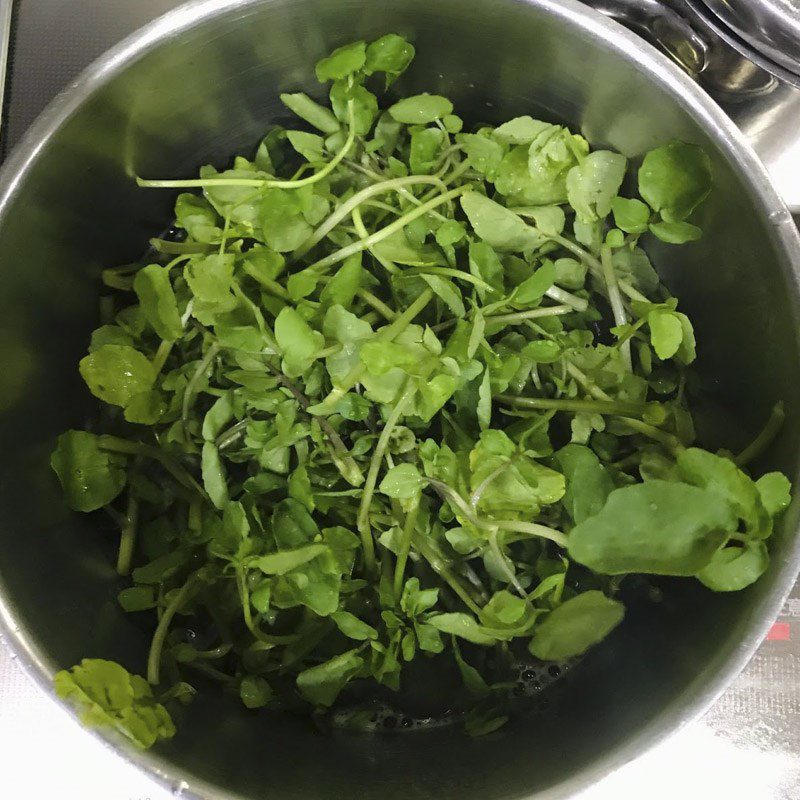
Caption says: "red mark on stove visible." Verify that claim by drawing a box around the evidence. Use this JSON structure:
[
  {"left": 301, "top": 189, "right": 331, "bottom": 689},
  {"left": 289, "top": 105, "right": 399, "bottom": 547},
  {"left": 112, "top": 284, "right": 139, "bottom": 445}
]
[{"left": 766, "top": 622, "right": 791, "bottom": 641}]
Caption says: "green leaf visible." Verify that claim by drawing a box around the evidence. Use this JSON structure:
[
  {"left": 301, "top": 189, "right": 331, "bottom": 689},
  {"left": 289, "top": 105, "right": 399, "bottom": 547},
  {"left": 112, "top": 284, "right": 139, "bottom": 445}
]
[
  {"left": 528, "top": 591, "right": 624, "bottom": 660},
  {"left": 756, "top": 472, "right": 792, "bottom": 517},
  {"left": 296, "top": 649, "right": 364, "bottom": 706},
  {"left": 174, "top": 193, "right": 221, "bottom": 242},
  {"left": 79, "top": 345, "right": 155, "bottom": 408},
  {"left": 555, "top": 444, "right": 613, "bottom": 524},
  {"left": 493, "top": 116, "right": 551, "bottom": 145},
  {"left": 379, "top": 463, "right": 426, "bottom": 499},
  {"left": 649, "top": 220, "right": 702, "bottom": 244},
  {"left": 360, "top": 340, "right": 418, "bottom": 375},
  {"left": 254, "top": 544, "right": 328, "bottom": 575},
  {"left": 332, "top": 610, "right": 378, "bottom": 640},
  {"left": 513, "top": 260, "right": 556, "bottom": 304},
  {"left": 410, "top": 127, "right": 445, "bottom": 174},
  {"left": 123, "top": 390, "right": 166, "bottom": 425},
  {"left": 435, "top": 220, "right": 466, "bottom": 249},
  {"left": 697, "top": 540, "right": 769, "bottom": 591},
  {"left": 117, "top": 586, "right": 157, "bottom": 612},
  {"left": 133, "top": 265, "right": 183, "bottom": 341},
  {"left": 426, "top": 613, "right": 498, "bottom": 645},
  {"left": 184, "top": 253, "right": 236, "bottom": 308},
  {"left": 51, "top": 431, "right": 126, "bottom": 512},
  {"left": 275, "top": 307, "right": 324, "bottom": 376},
  {"left": 452, "top": 640, "right": 490, "bottom": 696},
  {"left": 261, "top": 189, "right": 314, "bottom": 253},
  {"left": 315, "top": 41, "right": 366, "bottom": 82},
  {"left": 477, "top": 368, "right": 492, "bottom": 430},
  {"left": 280, "top": 92, "right": 340, "bottom": 134},
  {"left": 54, "top": 659, "right": 175, "bottom": 749},
  {"left": 638, "top": 141, "right": 712, "bottom": 222},
  {"left": 240, "top": 675, "right": 274, "bottom": 709},
  {"left": 676, "top": 448, "right": 770, "bottom": 539},
  {"left": 330, "top": 81, "right": 378, "bottom": 135},
  {"left": 468, "top": 241, "right": 504, "bottom": 297},
  {"left": 364, "top": 34, "right": 415, "bottom": 86},
  {"left": 333, "top": 392, "right": 372, "bottom": 421},
  {"left": 566, "top": 151, "right": 627, "bottom": 223},
  {"left": 286, "top": 130, "right": 325, "bottom": 163},
  {"left": 288, "top": 464, "right": 315, "bottom": 512},
  {"left": 420, "top": 274, "right": 465, "bottom": 318},
  {"left": 648, "top": 308, "right": 684, "bottom": 360},
  {"left": 201, "top": 441, "right": 229, "bottom": 509},
  {"left": 522, "top": 339, "right": 560, "bottom": 363},
  {"left": 320, "top": 254, "right": 363, "bottom": 309},
  {"left": 389, "top": 93, "right": 453, "bottom": 124},
  {"left": 611, "top": 197, "right": 651, "bottom": 234},
  {"left": 202, "top": 392, "right": 235, "bottom": 441},
  {"left": 568, "top": 481, "right": 735, "bottom": 576},
  {"left": 461, "top": 193, "right": 542, "bottom": 252},
  {"left": 457, "top": 133, "right": 505, "bottom": 179},
  {"left": 470, "top": 430, "right": 565, "bottom": 516}
]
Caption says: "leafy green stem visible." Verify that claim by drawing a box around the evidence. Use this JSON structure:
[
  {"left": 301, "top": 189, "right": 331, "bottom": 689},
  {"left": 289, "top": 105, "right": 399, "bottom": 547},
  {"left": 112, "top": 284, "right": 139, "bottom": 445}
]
[
  {"left": 393, "top": 498, "right": 420, "bottom": 602},
  {"left": 116, "top": 491, "right": 139, "bottom": 576},
  {"left": 308, "top": 187, "right": 469, "bottom": 273},
  {"left": 293, "top": 175, "right": 444, "bottom": 260},
  {"left": 182, "top": 342, "right": 221, "bottom": 427},
  {"left": 357, "top": 384, "right": 415, "bottom": 575},
  {"left": 148, "top": 572, "right": 203, "bottom": 685},
  {"left": 496, "top": 394, "right": 646, "bottom": 416},
  {"left": 734, "top": 402, "right": 785, "bottom": 466},
  {"left": 98, "top": 436, "right": 209, "bottom": 500},
  {"left": 601, "top": 245, "right": 631, "bottom": 370}
]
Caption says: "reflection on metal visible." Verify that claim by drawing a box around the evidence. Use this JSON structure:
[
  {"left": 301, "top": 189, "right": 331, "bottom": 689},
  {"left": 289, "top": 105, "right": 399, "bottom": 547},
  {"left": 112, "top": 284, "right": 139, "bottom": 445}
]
[
  {"left": 591, "top": 0, "right": 800, "bottom": 213},
  {"left": 701, "top": 0, "right": 800, "bottom": 79},
  {"left": 0, "top": 1, "right": 13, "bottom": 146}
]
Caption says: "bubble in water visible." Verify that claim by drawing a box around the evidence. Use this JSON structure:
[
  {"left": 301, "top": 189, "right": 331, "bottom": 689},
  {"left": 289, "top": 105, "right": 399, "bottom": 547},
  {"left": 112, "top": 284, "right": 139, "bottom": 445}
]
[
  {"left": 331, "top": 658, "right": 575, "bottom": 733},
  {"left": 332, "top": 703, "right": 457, "bottom": 733}
]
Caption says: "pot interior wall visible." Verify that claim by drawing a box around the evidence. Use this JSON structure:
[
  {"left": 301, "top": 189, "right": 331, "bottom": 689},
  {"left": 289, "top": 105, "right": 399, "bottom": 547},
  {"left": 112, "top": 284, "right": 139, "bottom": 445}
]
[{"left": 0, "top": 1, "right": 798, "bottom": 798}]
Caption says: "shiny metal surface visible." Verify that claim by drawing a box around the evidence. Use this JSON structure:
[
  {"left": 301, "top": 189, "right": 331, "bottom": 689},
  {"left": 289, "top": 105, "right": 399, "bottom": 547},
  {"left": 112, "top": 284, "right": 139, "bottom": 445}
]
[
  {"left": 0, "top": 1, "right": 799, "bottom": 799},
  {"left": 700, "top": 0, "right": 800, "bottom": 78},
  {"left": 685, "top": 0, "right": 800, "bottom": 89},
  {"left": 597, "top": 0, "right": 800, "bottom": 213}
]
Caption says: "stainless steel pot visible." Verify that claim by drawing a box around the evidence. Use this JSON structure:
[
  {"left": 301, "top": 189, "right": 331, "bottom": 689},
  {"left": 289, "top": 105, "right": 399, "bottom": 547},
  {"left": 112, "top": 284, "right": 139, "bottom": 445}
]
[{"left": 1, "top": 1, "right": 799, "bottom": 798}]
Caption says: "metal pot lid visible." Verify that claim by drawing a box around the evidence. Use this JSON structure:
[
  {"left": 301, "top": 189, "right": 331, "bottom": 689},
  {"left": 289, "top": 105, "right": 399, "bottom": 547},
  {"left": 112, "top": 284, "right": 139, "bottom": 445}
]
[{"left": 699, "top": 0, "right": 800, "bottom": 77}]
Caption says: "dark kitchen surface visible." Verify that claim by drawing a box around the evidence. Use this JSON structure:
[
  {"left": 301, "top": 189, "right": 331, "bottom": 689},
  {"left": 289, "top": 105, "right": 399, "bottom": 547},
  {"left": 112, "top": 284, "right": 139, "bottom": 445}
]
[{"left": 0, "top": 1, "right": 798, "bottom": 798}]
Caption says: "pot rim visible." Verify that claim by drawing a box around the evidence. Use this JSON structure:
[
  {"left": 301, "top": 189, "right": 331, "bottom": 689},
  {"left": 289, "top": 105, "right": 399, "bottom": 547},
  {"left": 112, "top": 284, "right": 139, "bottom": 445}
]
[{"left": 0, "top": 1, "right": 799, "bottom": 798}]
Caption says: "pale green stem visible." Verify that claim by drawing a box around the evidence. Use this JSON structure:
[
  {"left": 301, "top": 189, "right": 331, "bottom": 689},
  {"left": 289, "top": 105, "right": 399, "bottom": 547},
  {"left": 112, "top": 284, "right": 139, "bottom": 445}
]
[
  {"left": 544, "top": 285, "right": 588, "bottom": 312},
  {"left": 615, "top": 416, "right": 683, "bottom": 450},
  {"left": 235, "top": 566, "right": 301, "bottom": 646},
  {"left": 242, "top": 261, "right": 289, "bottom": 299},
  {"left": 492, "top": 520, "right": 568, "bottom": 549},
  {"left": 601, "top": 244, "right": 632, "bottom": 370},
  {"left": 291, "top": 175, "right": 443, "bottom": 259},
  {"left": 495, "top": 393, "right": 646, "bottom": 416},
  {"left": 393, "top": 498, "right": 420, "bottom": 602},
  {"left": 735, "top": 402, "right": 786, "bottom": 466},
  {"left": 99, "top": 436, "right": 208, "bottom": 500},
  {"left": 139, "top": 101, "right": 356, "bottom": 192},
  {"left": 308, "top": 187, "right": 468, "bottom": 273},
  {"left": 357, "top": 288, "right": 396, "bottom": 321},
  {"left": 148, "top": 573, "right": 202, "bottom": 684},
  {"left": 116, "top": 492, "right": 138, "bottom": 576},
  {"left": 182, "top": 342, "right": 221, "bottom": 426},
  {"left": 151, "top": 340, "right": 174, "bottom": 376},
  {"left": 406, "top": 265, "right": 496, "bottom": 293},
  {"left": 352, "top": 205, "right": 398, "bottom": 274},
  {"left": 357, "top": 384, "right": 415, "bottom": 575}
]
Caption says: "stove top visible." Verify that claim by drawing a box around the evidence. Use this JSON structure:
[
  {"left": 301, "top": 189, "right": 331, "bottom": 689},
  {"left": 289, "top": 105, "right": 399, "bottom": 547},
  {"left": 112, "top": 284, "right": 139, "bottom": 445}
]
[{"left": 0, "top": 2, "right": 798, "bottom": 798}]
